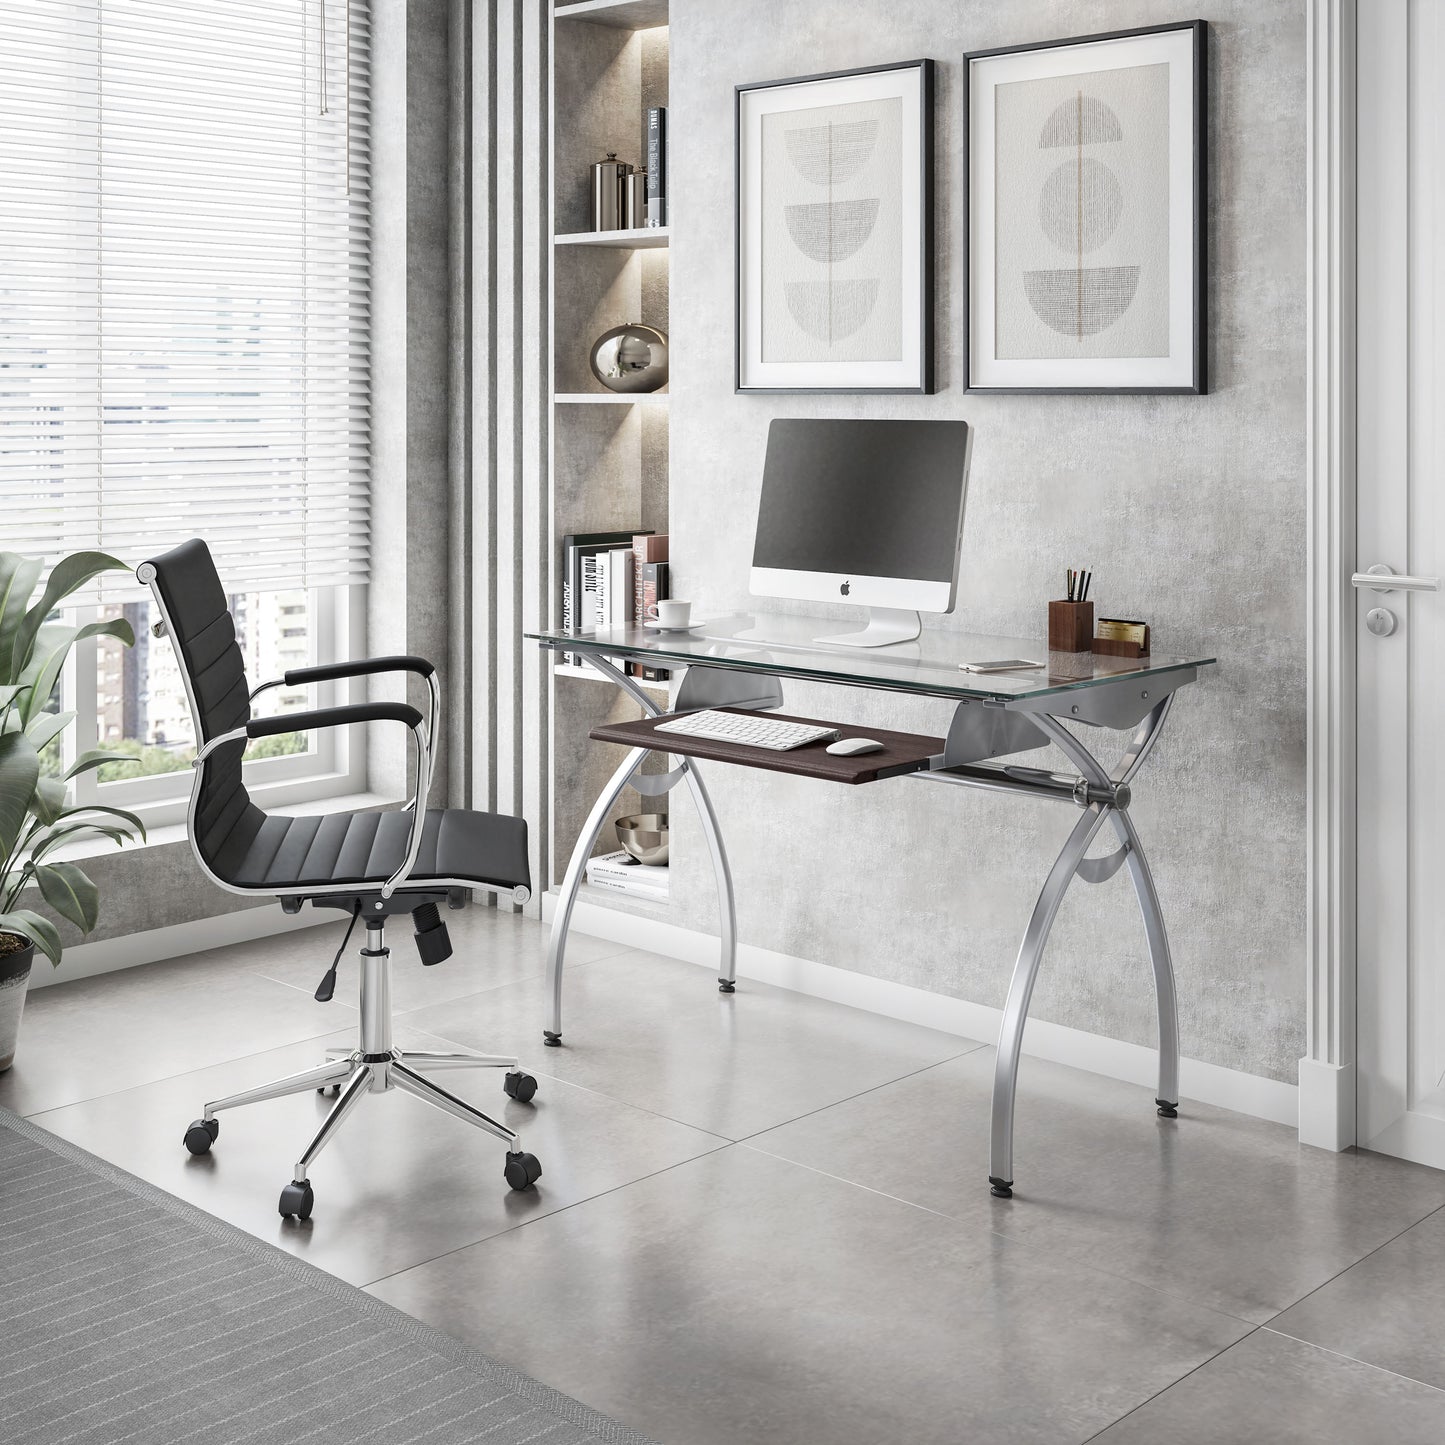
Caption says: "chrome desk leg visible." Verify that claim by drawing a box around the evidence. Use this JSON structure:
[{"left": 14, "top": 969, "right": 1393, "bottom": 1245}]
[
  {"left": 989, "top": 803, "right": 1111, "bottom": 1198},
  {"left": 1111, "top": 808, "right": 1180, "bottom": 1115},
  {"left": 545, "top": 744, "right": 649, "bottom": 1046},
  {"left": 681, "top": 759, "right": 737, "bottom": 991}
]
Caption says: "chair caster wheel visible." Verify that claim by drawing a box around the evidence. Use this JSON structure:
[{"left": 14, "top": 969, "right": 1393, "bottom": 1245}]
[
  {"left": 988, "top": 1176, "right": 1013, "bottom": 1199},
  {"left": 1157, "top": 1101, "right": 1179, "bottom": 1118},
  {"left": 718, "top": 979, "right": 736, "bottom": 994},
  {"left": 317, "top": 1084, "right": 340, "bottom": 1097},
  {"left": 183, "top": 1118, "right": 219, "bottom": 1155},
  {"left": 504, "top": 1151, "right": 542, "bottom": 1191},
  {"left": 278, "top": 1180, "right": 314, "bottom": 1219},
  {"left": 503, "top": 1071, "right": 538, "bottom": 1103}
]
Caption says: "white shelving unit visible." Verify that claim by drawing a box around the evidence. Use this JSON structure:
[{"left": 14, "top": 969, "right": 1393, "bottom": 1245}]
[
  {"left": 548, "top": 0, "right": 672, "bottom": 897},
  {"left": 555, "top": 226, "right": 670, "bottom": 249}
]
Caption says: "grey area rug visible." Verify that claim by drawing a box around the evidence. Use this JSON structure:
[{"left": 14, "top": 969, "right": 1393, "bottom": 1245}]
[{"left": 0, "top": 1109, "right": 660, "bottom": 1445}]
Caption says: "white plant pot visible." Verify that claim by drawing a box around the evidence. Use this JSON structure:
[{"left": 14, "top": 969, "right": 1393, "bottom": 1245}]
[{"left": 0, "top": 937, "right": 35, "bottom": 1073}]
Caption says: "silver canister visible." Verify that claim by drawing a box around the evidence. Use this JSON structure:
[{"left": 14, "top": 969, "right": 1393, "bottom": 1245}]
[
  {"left": 620, "top": 170, "right": 646, "bottom": 231},
  {"left": 590, "top": 152, "right": 633, "bottom": 232}
]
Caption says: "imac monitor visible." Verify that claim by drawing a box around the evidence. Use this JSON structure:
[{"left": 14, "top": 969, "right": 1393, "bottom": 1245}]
[{"left": 749, "top": 418, "right": 972, "bottom": 647}]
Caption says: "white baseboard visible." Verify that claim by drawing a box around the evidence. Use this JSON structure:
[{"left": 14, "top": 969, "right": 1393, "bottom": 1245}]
[
  {"left": 31, "top": 906, "right": 332, "bottom": 989},
  {"left": 1298, "top": 1057, "right": 1357, "bottom": 1151},
  {"left": 547, "top": 894, "right": 1301, "bottom": 1129}
]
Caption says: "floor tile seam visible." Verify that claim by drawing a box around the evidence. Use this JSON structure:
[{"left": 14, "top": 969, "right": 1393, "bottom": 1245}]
[
  {"left": 1258, "top": 1199, "right": 1445, "bottom": 1328},
  {"left": 1256, "top": 1326, "right": 1445, "bottom": 1398},
  {"left": 730, "top": 1140, "right": 1260, "bottom": 1329},
  {"left": 1076, "top": 1326, "right": 1263, "bottom": 1443},
  {"left": 727, "top": 1045, "right": 989, "bottom": 1148},
  {"left": 16, "top": 1024, "right": 346, "bottom": 1122},
  {"left": 354, "top": 1136, "right": 740, "bottom": 1293}
]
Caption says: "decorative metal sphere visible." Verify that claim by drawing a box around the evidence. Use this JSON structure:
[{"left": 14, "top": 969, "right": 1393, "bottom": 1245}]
[{"left": 589, "top": 323, "right": 669, "bottom": 394}]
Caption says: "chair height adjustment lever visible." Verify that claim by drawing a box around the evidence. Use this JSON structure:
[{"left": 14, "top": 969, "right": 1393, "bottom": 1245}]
[{"left": 315, "top": 902, "right": 362, "bottom": 1002}]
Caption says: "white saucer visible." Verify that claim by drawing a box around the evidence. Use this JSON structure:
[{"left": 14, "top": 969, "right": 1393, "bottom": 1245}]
[{"left": 642, "top": 619, "right": 705, "bottom": 634}]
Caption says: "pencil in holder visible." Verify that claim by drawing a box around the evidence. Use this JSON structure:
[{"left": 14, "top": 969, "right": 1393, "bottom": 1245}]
[{"left": 1048, "top": 600, "right": 1094, "bottom": 653}]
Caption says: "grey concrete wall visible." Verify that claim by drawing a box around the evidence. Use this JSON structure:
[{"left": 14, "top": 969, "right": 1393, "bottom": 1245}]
[{"left": 664, "top": 1, "right": 1307, "bottom": 1082}]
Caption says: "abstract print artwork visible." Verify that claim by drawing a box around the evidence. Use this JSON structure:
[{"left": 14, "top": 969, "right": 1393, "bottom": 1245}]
[
  {"left": 737, "top": 61, "right": 934, "bottom": 392},
  {"left": 965, "top": 23, "right": 1205, "bottom": 393},
  {"left": 760, "top": 97, "right": 902, "bottom": 364},
  {"left": 995, "top": 64, "right": 1169, "bottom": 359}
]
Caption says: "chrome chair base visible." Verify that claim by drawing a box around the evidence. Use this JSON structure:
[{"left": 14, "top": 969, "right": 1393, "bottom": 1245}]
[{"left": 180, "top": 918, "right": 542, "bottom": 1218}]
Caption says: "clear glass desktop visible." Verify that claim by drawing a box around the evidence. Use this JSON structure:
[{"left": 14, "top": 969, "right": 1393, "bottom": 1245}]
[{"left": 527, "top": 612, "right": 1215, "bottom": 703}]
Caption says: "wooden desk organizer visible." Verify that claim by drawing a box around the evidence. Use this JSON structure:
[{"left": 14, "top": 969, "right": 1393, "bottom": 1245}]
[
  {"left": 1048, "top": 600, "right": 1094, "bottom": 653},
  {"left": 1092, "top": 623, "right": 1151, "bottom": 659}
]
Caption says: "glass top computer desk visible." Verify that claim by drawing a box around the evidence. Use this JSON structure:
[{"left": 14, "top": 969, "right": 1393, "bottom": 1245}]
[{"left": 526, "top": 613, "right": 1216, "bottom": 1198}]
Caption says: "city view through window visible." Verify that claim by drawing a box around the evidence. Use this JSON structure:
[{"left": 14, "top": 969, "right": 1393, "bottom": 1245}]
[{"left": 92, "top": 591, "right": 313, "bottom": 782}]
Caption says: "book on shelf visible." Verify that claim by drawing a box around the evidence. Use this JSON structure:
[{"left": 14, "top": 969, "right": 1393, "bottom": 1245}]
[
  {"left": 646, "top": 107, "right": 667, "bottom": 227},
  {"left": 585, "top": 849, "right": 669, "bottom": 899},
  {"left": 628, "top": 533, "right": 671, "bottom": 681},
  {"left": 560, "top": 529, "right": 650, "bottom": 666}
]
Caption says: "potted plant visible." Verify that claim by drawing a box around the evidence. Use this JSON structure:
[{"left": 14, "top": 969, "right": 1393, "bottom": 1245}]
[{"left": 0, "top": 552, "right": 147, "bottom": 1070}]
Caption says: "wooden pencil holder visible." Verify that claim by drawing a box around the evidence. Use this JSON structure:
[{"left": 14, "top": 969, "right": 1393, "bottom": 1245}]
[{"left": 1048, "top": 600, "right": 1094, "bottom": 653}]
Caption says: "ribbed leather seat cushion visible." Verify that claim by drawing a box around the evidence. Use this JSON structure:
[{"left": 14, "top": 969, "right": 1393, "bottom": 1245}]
[{"left": 231, "top": 808, "right": 530, "bottom": 892}]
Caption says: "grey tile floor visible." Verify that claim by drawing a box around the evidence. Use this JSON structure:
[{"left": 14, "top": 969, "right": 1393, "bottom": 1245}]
[{"left": 4, "top": 904, "right": 1445, "bottom": 1444}]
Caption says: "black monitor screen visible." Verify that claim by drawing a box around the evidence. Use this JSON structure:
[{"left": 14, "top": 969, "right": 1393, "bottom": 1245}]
[{"left": 751, "top": 419, "right": 970, "bottom": 583}]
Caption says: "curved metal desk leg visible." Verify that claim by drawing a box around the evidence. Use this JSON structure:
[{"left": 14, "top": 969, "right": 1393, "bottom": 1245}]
[
  {"left": 1111, "top": 808, "right": 1180, "bottom": 1115},
  {"left": 990, "top": 803, "right": 1111, "bottom": 1198},
  {"left": 681, "top": 760, "right": 737, "bottom": 991},
  {"left": 544, "top": 744, "right": 649, "bottom": 1046}
]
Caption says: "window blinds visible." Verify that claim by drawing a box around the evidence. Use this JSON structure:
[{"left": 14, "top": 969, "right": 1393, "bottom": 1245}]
[{"left": 0, "top": 0, "right": 371, "bottom": 598}]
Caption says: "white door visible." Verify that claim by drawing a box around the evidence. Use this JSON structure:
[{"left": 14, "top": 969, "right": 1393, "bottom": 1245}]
[{"left": 1356, "top": 0, "right": 1445, "bottom": 1164}]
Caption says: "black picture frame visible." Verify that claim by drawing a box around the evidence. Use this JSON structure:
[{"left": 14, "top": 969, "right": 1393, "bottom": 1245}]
[
  {"left": 962, "top": 20, "right": 1208, "bottom": 395},
  {"left": 735, "top": 58, "right": 935, "bottom": 394}
]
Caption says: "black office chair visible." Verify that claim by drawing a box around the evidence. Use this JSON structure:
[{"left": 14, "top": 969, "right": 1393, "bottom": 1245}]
[{"left": 138, "top": 539, "right": 541, "bottom": 1220}]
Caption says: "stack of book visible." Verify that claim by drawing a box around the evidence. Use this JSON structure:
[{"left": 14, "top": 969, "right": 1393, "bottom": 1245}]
[
  {"left": 559, "top": 530, "right": 670, "bottom": 681},
  {"left": 584, "top": 849, "right": 669, "bottom": 902}
]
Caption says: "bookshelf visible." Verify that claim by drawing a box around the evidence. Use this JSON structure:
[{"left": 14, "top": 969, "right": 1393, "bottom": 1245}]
[{"left": 549, "top": 0, "right": 672, "bottom": 899}]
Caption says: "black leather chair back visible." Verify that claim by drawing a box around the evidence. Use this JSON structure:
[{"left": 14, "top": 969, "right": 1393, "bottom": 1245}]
[{"left": 142, "top": 539, "right": 265, "bottom": 878}]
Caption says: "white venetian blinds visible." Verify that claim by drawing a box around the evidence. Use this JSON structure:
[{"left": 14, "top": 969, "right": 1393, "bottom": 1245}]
[{"left": 0, "top": 0, "right": 371, "bottom": 597}]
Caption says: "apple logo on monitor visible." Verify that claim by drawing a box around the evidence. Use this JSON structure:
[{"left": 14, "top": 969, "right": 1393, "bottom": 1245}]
[{"left": 840, "top": 580, "right": 851, "bottom": 596}]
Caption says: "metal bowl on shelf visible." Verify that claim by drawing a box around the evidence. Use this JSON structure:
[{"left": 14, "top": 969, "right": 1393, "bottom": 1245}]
[{"left": 615, "top": 813, "right": 669, "bottom": 866}]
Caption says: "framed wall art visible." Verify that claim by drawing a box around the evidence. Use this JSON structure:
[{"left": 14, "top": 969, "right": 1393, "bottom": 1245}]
[
  {"left": 964, "top": 22, "right": 1207, "bottom": 394},
  {"left": 736, "top": 59, "right": 934, "bottom": 393}
]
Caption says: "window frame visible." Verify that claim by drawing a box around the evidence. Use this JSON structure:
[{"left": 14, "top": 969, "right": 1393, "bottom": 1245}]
[{"left": 63, "top": 582, "right": 369, "bottom": 831}]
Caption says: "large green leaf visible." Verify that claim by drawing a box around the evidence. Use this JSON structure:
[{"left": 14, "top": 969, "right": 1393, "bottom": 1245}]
[
  {"left": 36, "top": 862, "right": 99, "bottom": 933},
  {"left": 0, "top": 909, "right": 62, "bottom": 965},
  {"left": 28, "top": 775, "right": 66, "bottom": 826},
  {"left": 0, "top": 729, "right": 40, "bottom": 859},
  {"left": 51, "top": 801, "right": 147, "bottom": 843},
  {"left": 28, "top": 822, "right": 129, "bottom": 863},
  {"left": 63, "top": 749, "right": 140, "bottom": 782},
  {"left": 0, "top": 555, "right": 43, "bottom": 686},
  {"left": 9, "top": 551, "right": 130, "bottom": 679},
  {"left": 0, "top": 685, "right": 22, "bottom": 710},
  {"left": 25, "top": 709, "right": 75, "bottom": 754},
  {"left": 18, "top": 617, "right": 135, "bottom": 726}
]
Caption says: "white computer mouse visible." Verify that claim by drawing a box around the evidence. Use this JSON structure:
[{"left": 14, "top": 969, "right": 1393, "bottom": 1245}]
[{"left": 826, "top": 737, "right": 886, "bottom": 757}]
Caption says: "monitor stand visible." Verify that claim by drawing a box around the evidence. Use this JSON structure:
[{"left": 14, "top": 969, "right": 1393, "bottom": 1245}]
[{"left": 813, "top": 608, "right": 921, "bottom": 649}]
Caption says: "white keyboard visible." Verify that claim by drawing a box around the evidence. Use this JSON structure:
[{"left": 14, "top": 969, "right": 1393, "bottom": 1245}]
[{"left": 653, "top": 710, "right": 839, "bottom": 752}]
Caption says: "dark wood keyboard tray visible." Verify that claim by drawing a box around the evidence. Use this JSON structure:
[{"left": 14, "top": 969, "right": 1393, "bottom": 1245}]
[{"left": 588, "top": 709, "right": 945, "bottom": 785}]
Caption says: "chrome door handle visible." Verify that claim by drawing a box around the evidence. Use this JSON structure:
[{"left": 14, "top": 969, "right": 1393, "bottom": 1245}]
[{"left": 1352, "top": 565, "right": 1440, "bottom": 593}]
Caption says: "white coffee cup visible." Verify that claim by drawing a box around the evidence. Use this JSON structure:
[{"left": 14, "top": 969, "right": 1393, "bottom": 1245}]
[{"left": 647, "top": 599, "right": 692, "bottom": 628}]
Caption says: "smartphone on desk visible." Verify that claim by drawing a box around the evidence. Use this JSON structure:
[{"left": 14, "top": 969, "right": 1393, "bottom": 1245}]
[{"left": 959, "top": 658, "right": 1045, "bottom": 673}]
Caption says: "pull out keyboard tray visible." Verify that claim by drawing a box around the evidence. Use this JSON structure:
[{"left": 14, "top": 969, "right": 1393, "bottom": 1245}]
[{"left": 589, "top": 708, "right": 945, "bottom": 786}]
